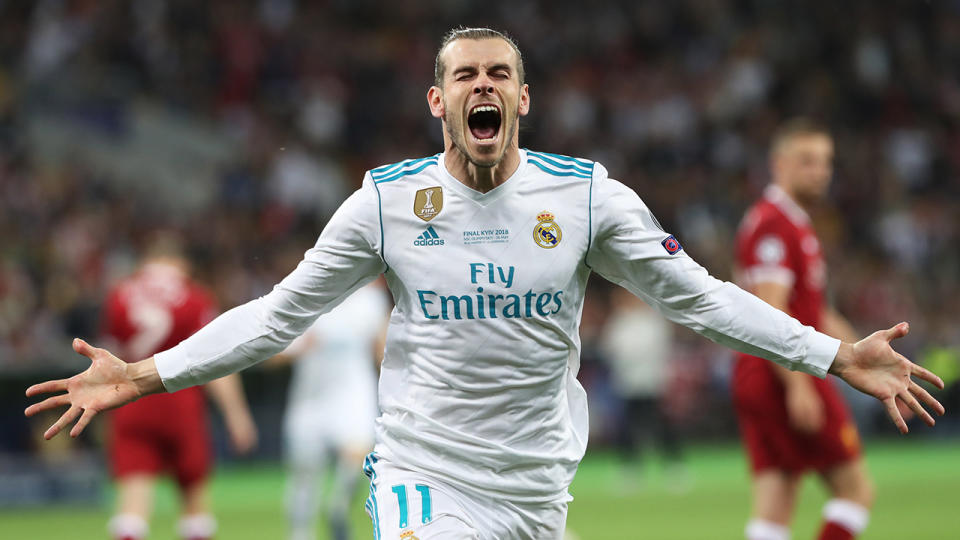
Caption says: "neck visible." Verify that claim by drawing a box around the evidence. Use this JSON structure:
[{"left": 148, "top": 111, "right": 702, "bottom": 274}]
[
  {"left": 773, "top": 181, "right": 812, "bottom": 211},
  {"left": 443, "top": 143, "right": 521, "bottom": 194}
]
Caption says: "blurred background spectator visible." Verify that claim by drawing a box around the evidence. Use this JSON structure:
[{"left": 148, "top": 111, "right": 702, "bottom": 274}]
[
  {"left": 600, "top": 289, "right": 688, "bottom": 492},
  {"left": 1, "top": 0, "right": 958, "bottom": 471}
]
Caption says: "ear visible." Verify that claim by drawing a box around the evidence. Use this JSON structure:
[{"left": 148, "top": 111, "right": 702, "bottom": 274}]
[
  {"left": 518, "top": 83, "right": 530, "bottom": 117},
  {"left": 427, "top": 86, "right": 444, "bottom": 119}
]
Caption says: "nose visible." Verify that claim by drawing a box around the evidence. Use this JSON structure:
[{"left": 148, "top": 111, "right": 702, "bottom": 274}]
[{"left": 473, "top": 75, "right": 495, "bottom": 95}]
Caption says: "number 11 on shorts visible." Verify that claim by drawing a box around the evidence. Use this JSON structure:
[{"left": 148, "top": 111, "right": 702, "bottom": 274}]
[{"left": 391, "top": 484, "right": 432, "bottom": 528}]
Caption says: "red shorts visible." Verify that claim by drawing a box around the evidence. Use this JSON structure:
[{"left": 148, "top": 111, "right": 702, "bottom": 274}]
[
  {"left": 733, "top": 355, "right": 861, "bottom": 474},
  {"left": 107, "top": 387, "right": 211, "bottom": 489}
]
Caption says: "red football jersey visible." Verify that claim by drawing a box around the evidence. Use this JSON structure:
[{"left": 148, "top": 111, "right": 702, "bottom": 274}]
[
  {"left": 101, "top": 261, "right": 218, "bottom": 486},
  {"left": 102, "top": 262, "right": 217, "bottom": 360},
  {"left": 735, "top": 185, "right": 826, "bottom": 329},
  {"left": 732, "top": 185, "right": 859, "bottom": 473}
]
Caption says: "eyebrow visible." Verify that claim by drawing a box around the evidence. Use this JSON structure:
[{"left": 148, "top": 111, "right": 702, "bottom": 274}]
[{"left": 451, "top": 63, "right": 513, "bottom": 77}]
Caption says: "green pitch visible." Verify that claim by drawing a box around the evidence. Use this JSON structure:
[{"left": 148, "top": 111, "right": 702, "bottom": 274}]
[{"left": 1, "top": 440, "right": 956, "bottom": 539}]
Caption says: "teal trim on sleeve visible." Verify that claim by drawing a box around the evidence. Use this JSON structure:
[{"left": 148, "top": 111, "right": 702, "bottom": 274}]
[
  {"left": 371, "top": 156, "right": 439, "bottom": 184},
  {"left": 527, "top": 157, "right": 592, "bottom": 179},
  {"left": 372, "top": 179, "right": 390, "bottom": 272},
  {"left": 586, "top": 163, "right": 595, "bottom": 268},
  {"left": 534, "top": 150, "right": 593, "bottom": 168},
  {"left": 526, "top": 150, "right": 592, "bottom": 179},
  {"left": 371, "top": 156, "right": 430, "bottom": 176}
]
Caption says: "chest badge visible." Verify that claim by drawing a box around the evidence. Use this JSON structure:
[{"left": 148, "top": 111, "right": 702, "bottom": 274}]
[
  {"left": 414, "top": 187, "right": 443, "bottom": 222},
  {"left": 533, "top": 211, "right": 562, "bottom": 249}
]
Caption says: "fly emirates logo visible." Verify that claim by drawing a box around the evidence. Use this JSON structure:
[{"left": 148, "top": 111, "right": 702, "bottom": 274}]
[{"left": 416, "top": 262, "right": 563, "bottom": 321}]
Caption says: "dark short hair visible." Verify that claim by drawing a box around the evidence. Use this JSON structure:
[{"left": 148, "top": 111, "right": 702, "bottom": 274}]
[
  {"left": 771, "top": 117, "right": 832, "bottom": 154},
  {"left": 434, "top": 27, "right": 525, "bottom": 88}
]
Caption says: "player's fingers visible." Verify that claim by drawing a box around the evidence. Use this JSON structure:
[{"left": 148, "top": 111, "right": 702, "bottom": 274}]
[
  {"left": 895, "top": 399, "right": 915, "bottom": 421},
  {"left": 24, "top": 394, "right": 72, "bottom": 417},
  {"left": 69, "top": 408, "right": 99, "bottom": 438},
  {"left": 910, "top": 362, "right": 945, "bottom": 390},
  {"left": 883, "top": 397, "right": 908, "bottom": 434},
  {"left": 72, "top": 338, "right": 101, "bottom": 360},
  {"left": 898, "top": 390, "right": 935, "bottom": 427},
  {"left": 910, "top": 381, "right": 945, "bottom": 416},
  {"left": 883, "top": 322, "right": 909, "bottom": 342},
  {"left": 44, "top": 405, "right": 82, "bottom": 440},
  {"left": 25, "top": 378, "right": 68, "bottom": 398}
]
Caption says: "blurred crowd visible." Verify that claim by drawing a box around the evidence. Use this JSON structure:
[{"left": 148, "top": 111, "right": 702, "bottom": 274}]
[{"left": 1, "top": 0, "right": 958, "bottom": 438}]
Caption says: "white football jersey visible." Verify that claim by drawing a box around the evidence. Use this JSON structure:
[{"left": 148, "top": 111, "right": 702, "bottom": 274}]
[{"left": 156, "top": 149, "right": 838, "bottom": 503}]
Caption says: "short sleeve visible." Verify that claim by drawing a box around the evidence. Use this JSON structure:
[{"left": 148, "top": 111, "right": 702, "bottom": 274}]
[{"left": 738, "top": 215, "right": 796, "bottom": 288}]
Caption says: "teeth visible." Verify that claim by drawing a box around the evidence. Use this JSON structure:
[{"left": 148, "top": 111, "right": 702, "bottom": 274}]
[{"left": 470, "top": 105, "right": 499, "bottom": 115}]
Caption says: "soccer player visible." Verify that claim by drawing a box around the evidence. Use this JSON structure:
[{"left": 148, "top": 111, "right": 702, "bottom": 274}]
[
  {"left": 271, "top": 280, "right": 389, "bottom": 540},
  {"left": 99, "top": 236, "right": 257, "bottom": 540},
  {"left": 733, "top": 119, "right": 876, "bottom": 540},
  {"left": 27, "top": 28, "right": 944, "bottom": 540}
]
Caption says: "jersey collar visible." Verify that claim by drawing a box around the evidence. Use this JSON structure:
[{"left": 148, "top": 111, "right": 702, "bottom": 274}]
[
  {"left": 764, "top": 184, "right": 811, "bottom": 226},
  {"left": 437, "top": 149, "right": 526, "bottom": 206}
]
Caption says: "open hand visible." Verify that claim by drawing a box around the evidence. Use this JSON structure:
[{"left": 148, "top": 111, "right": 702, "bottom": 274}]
[
  {"left": 25, "top": 338, "right": 143, "bottom": 439},
  {"left": 830, "top": 322, "right": 945, "bottom": 433}
]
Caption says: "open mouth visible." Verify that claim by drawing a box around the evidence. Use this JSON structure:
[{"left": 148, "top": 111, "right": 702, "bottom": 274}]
[{"left": 468, "top": 104, "right": 502, "bottom": 142}]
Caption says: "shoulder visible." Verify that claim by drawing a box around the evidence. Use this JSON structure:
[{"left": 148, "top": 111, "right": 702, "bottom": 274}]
[
  {"left": 368, "top": 154, "right": 441, "bottom": 185},
  {"left": 525, "top": 150, "right": 597, "bottom": 180},
  {"left": 103, "top": 282, "right": 129, "bottom": 314},
  {"left": 739, "top": 199, "right": 792, "bottom": 238},
  {"left": 182, "top": 282, "right": 218, "bottom": 325},
  {"left": 185, "top": 281, "right": 217, "bottom": 309}
]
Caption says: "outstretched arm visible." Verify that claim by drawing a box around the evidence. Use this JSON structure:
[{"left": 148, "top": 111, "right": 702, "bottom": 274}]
[
  {"left": 25, "top": 339, "right": 163, "bottom": 439},
  {"left": 587, "top": 171, "right": 945, "bottom": 434},
  {"left": 26, "top": 179, "right": 386, "bottom": 440}
]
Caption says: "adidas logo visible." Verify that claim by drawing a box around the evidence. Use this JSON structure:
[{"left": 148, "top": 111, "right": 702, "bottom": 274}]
[{"left": 414, "top": 226, "right": 444, "bottom": 246}]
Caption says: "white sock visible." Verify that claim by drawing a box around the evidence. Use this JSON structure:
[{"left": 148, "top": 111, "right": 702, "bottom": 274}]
[
  {"left": 745, "top": 518, "right": 790, "bottom": 540},
  {"left": 108, "top": 513, "right": 148, "bottom": 540},
  {"left": 823, "top": 499, "right": 870, "bottom": 534},
  {"left": 178, "top": 513, "right": 217, "bottom": 540}
]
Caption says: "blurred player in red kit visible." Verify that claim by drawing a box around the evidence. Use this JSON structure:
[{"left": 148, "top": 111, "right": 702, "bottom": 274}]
[
  {"left": 100, "top": 234, "right": 258, "bottom": 540},
  {"left": 733, "top": 119, "right": 873, "bottom": 540}
]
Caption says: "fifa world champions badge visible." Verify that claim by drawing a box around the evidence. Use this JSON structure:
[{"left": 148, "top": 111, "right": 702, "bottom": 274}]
[
  {"left": 661, "top": 234, "right": 682, "bottom": 255},
  {"left": 414, "top": 186, "right": 443, "bottom": 222},
  {"left": 533, "top": 211, "right": 562, "bottom": 249}
]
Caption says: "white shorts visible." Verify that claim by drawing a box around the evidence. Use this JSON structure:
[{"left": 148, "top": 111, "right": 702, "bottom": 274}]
[{"left": 362, "top": 453, "right": 568, "bottom": 540}]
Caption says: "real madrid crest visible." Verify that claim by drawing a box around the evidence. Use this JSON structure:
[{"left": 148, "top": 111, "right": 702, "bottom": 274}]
[
  {"left": 533, "top": 211, "right": 562, "bottom": 249},
  {"left": 414, "top": 187, "right": 443, "bottom": 222}
]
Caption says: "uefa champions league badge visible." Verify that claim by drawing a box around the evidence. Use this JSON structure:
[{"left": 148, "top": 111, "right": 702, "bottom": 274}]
[
  {"left": 533, "top": 211, "right": 562, "bottom": 249},
  {"left": 661, "top": 235, "right": 683, "bottom": 255}
]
